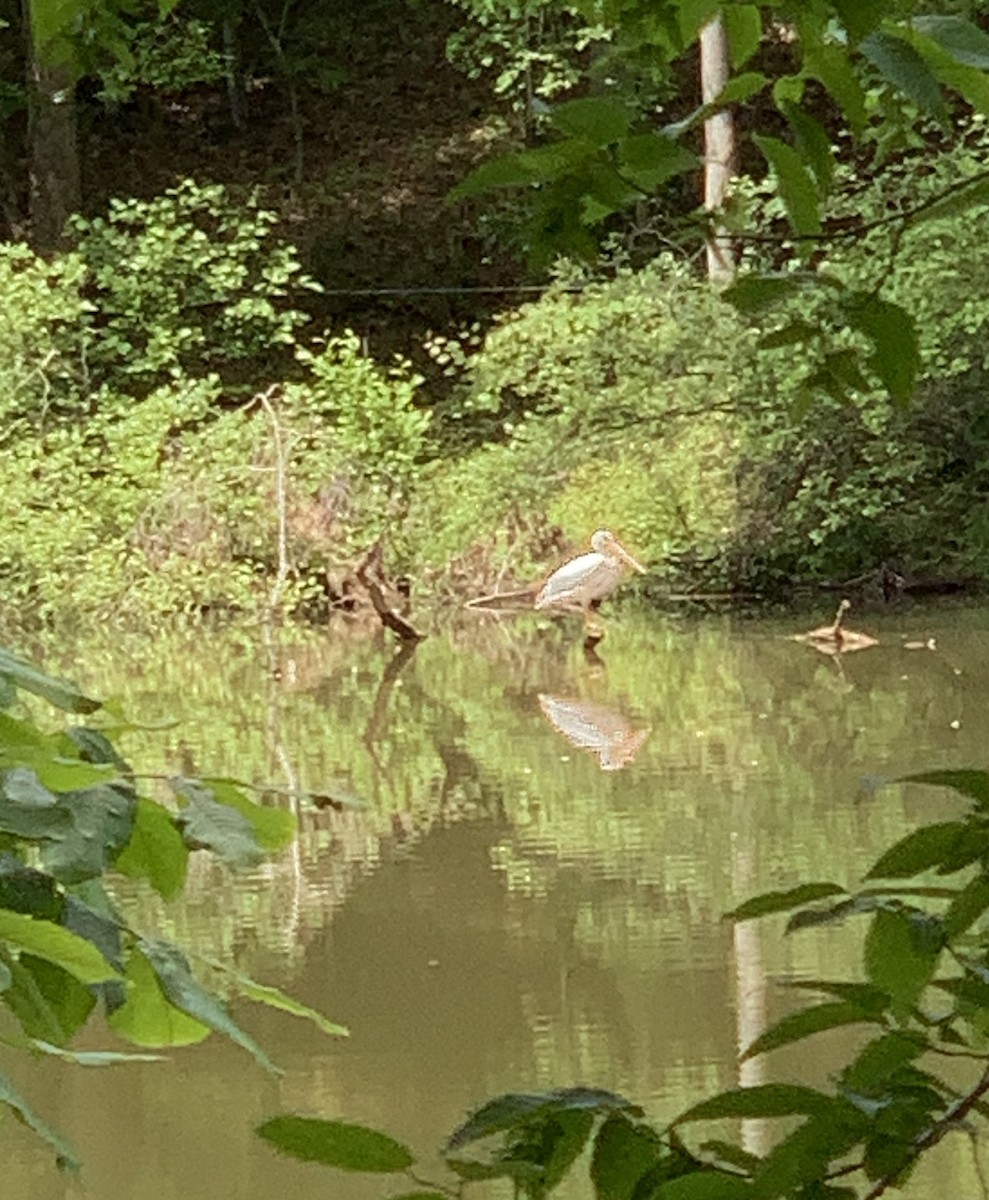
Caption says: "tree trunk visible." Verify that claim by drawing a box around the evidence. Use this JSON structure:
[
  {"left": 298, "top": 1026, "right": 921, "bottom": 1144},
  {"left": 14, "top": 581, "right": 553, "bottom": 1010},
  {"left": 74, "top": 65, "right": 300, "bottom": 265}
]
[
  {"left": 700, "top": 13, "right": 736, "bottom": 282},
  {"left": 23, "top": 0, "right": 80, "bottom": 254}
]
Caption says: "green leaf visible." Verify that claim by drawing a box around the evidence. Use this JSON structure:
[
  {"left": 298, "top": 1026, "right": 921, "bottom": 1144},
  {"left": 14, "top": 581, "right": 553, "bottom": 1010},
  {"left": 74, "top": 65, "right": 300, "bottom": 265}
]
[
  {"left": 753, "top": 134, "right": 822, "bottom": 237},
  {"left": 943, "top": 875, "right": 989, "bottom": 938},
  {"left": 900, "top": 770, "right": 989, "bottom": 809},
  {"left": 860, "top": 31, "right": 947, "bottom": 118},
  {"left": 742, "top": 1003, "right": 877, "bottom": 1061},
  {"left": 387, "top": 1194, "right": 447, "bottom": 1200},
  {"left": 786, "top": 895, "right": 888, "bottom": 932},
  {"left": 699, "top": 1141, "right": 759, "bottom": 1173},
  {"left": 677, "top": 1085, "right": 835, "bottom": 1124},
  {"left": 778, "top": 103, "right": 834, "bottom": 196},
  {"left": 30, "top": 1040, "right": 166, "bottom": 1065},
  {"left": 0, "top": 1064, "right": 78, "bottom": 1169},
  {"left": 832, "top": 0, "right": 885, "bottom": 42},
  {"left": 910, "top": 15, "right": 989, "bottom": 70},
  {"left": 865, "top": 909, "right": 943, "bottom": 1012},
  {"left": 723, "top": 273, "right": 819, "bottom": 313},
  {"left": 844, "top": 293, "right": 920, "bottom": 404},
  {"left": 677, "top": 0, "right": 722, "bottom": 45},
  {"left": 0, "top": 857, "right": 62, "bottom": 920},
  {"left": 0, "top": 911, "right": 119, "bottom": 983},
  {"left": 114, "top": 798, "right": 188, "bottom": 900},
  {"left": 448, "top": 1088, "right": 635, "bottom": 1151},
  {"left": 2, "top": 767, "right": 57, "bottom": 808},
  {"left": 784, "top": 980, "right": 890, "bottom": 1017},
  {"left": 552, "top": 97, "right": 632, "bottom": 145},
  {"left": 656, "top": 1173, "right": 753, "bottom": 1199},
  {"left": 42, "top": 784, "right": 136, "bottom": 884},
  {"left": 4, "top": 955, "right": 95, "bottom": 1044},
  {"left": 842, "top": 1033, "right": 925, "bottom": 1092},
  {"left": 803, "top": 44, "right": 867, "bottom": 137},
  {"left": 727, "top": 883, "right": 846, "bottom": 921},
  {"left": 139, "top": 938, "right": 279, "bottom": 1072},
  {"left": 616, "top": 134, "right": 698, "bottom": 191},
  {"left": 714, "top": 71, "right": 769, "bottom": 106},
  {"left": 257, "top": 1116, "right": 415, "bottom": 1172},
  {"left": 591, "top": 1114, "right": 664, "bottom": 1200},
  {"left": 0, "top": 649, "right": 100, "bottom": 714},
  {"left": 753, "top": 1111, "right": 865, "bottom": 1199},
  {"left": 172, "top": 779, "right": 265, "bottom": 869},
  {"left": 724, "top": 5, "right": 762, "bottom": 68},
  {"left": 197, "top": 778, "right": 295, "bottom": 853},
  {"left": 759, "top": 320, "right": 819, "bottom": 349},
  {"left": 866, "top": 822, "right": 969, "bottom": 879},
  {"left": 541, "top": 1110, "right": 596, "bottom": 1193},
  {"left": 449, "top": 142, "right": 593, "bottom": 200},
  {"left": 218, "top": 966, "right": 348, "bottom": 1037},
  {"left": 107, "top": 948, "right": 211, "bottom": 1048}
]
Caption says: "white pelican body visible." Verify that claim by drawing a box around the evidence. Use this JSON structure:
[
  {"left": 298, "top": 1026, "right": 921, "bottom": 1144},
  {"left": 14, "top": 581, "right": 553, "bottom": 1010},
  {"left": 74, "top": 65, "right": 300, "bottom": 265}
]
[{"left": 535, "top": 529, "right": 646, "bottom": 612}]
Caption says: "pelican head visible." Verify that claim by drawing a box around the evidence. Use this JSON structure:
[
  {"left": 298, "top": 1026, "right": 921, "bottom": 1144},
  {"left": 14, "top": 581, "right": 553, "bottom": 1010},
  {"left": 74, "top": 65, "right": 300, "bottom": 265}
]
[{"left": 590, "top": 530, "right": 647, "bottom": 574}]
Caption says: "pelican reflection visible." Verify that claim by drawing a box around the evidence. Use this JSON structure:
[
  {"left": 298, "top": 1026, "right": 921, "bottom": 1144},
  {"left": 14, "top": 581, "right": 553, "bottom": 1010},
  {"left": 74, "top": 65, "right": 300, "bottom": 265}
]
[{"left": 538, "top": 694, "right": 650, "bottom": 771}]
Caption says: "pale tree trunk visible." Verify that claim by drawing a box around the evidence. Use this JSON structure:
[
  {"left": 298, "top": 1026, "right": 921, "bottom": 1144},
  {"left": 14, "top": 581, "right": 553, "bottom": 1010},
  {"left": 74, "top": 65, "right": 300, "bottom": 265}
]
[
  {"left": 700, "top": 12, "right": 736, "bottom": 282},
  {"left": 23, "top": 0, "right": 81, "bottom": 253}
]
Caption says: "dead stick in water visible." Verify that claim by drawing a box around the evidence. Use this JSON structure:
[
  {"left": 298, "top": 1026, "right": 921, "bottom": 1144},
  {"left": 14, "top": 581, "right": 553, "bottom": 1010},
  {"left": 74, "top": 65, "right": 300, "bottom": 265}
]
[{"left": 356, "top": 543, "right": 425, "bottom": 642}]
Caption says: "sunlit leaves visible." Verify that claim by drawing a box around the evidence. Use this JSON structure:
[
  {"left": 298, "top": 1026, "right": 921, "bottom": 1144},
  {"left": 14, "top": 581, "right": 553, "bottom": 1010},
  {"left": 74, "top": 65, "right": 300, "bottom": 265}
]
[
  {"left": 107, "top": 948, "right": 212, "bottom": 1048},
  {"left": 258, "top": 1117, "right": 415, "bottom": 1171},
  {"left": 0, "top": 910, "right": 120, "bottom": 983},
  {"left": 114, "top": 797, "right": 188, "bottom": 899}
]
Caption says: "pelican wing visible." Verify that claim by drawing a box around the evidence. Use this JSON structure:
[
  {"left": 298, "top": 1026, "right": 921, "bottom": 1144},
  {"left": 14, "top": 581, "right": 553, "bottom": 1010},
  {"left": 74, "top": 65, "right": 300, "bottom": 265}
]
[{"left": 535, "top": 552, "right": 621, "bottom": 609}]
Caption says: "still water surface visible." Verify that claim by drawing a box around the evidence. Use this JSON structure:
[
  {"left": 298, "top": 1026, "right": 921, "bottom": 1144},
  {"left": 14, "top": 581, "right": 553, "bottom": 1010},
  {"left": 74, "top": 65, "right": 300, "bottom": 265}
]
[{"left": 4, "top": 603, "right": 989, "bottom": 1198}]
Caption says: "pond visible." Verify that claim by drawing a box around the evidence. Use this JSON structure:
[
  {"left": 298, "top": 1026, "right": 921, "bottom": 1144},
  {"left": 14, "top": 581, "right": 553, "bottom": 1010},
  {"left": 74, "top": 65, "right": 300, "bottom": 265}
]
[{"left": 2, "top": 601, "right": 987, "bottom": 1198}]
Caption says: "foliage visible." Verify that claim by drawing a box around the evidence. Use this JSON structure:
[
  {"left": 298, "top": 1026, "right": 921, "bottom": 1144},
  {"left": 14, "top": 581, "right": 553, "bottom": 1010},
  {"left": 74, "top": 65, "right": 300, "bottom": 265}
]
[
  {"left": 445, "top": 0, "right": 609, "bottom": 115},
  {"left": 0, "top": 645, "right": 345, "bottom": 1167},
  {"left": 0, "top": 184, "right": 432, "bottom": 622},
  {"left": 259, "top": 768, "right": 989, "bottom": 1198},
  {"left": 96, "top": 15, "right": 228, "bottom": 103},
  {"left": 69, "top": 179, "right": 319, "bottom": 389}
]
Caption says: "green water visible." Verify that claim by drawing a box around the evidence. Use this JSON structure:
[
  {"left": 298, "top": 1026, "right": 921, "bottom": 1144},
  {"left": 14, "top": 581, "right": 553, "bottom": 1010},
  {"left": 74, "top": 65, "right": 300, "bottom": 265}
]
[{"left": 3, "top": 602, "right": 988, "bottom": 1198}]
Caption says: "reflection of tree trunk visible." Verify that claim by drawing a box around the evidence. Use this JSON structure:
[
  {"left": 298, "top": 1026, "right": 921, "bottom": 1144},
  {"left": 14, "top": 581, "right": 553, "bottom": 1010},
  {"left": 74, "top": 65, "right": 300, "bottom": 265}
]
[
  {"left": 700, "top": 13, "right": 736, "bottom": 282},
  {"left": 731, "top": 779, "right": 770, "bottom": 1157},
  {"left": 24, "top": 0, "right": 80, "bottom": 253}
]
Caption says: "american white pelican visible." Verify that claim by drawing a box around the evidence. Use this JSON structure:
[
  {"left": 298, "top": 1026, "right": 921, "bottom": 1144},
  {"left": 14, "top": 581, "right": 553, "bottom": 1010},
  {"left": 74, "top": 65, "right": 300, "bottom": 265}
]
[{"left": 534, "top": 530, "right": 646, "bottom": 616}]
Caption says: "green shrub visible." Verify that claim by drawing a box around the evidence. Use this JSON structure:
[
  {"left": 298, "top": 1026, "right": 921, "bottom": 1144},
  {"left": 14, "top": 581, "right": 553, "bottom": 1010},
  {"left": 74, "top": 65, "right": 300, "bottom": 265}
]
[{"left": 69, "top": 179, "right": 319, "bottom": 388}]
